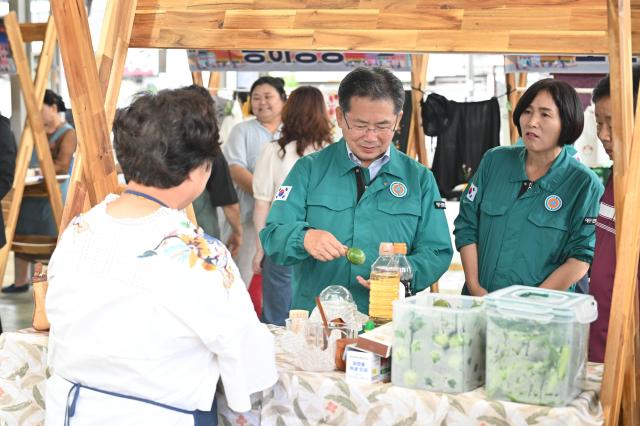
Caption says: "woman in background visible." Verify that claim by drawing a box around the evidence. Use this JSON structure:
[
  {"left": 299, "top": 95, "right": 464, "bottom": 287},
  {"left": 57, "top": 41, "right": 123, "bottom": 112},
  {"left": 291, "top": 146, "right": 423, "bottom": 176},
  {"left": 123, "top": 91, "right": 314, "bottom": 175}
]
[
  {"left": 454, "top": 79, "right": 603, "bottom": 295},
  {"left": 3, "top": 89, "right": 76, "bottom": 293},
  {"left": 252, "top": 86, "right": 333, "bottom": 325},
  {"left": 223, "top": 77, "right": 286, "bottom": 285}
]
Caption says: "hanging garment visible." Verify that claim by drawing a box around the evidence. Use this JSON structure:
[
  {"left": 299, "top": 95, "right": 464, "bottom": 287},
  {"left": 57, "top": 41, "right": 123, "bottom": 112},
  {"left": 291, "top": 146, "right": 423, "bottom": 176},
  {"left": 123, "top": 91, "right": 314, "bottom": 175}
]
[{"left": 423, "top": 94, "right": 501, "bottom": 198}]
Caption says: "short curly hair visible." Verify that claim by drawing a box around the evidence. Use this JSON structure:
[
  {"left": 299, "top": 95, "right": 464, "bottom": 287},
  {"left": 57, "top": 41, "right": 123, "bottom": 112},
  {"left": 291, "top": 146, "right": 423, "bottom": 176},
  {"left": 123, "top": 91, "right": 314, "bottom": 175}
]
[{"left": 113, "top": 85, "right": 221, "bottom": 188}]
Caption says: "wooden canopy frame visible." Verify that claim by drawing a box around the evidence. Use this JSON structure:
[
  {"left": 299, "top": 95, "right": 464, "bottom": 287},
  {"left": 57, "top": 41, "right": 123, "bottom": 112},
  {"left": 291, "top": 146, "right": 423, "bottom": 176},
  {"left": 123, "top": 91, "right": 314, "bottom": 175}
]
[
  {"left": 46, "top": 0, "right": 640, "bottom": 424},
  {"left": 0, "top": 16, "right": 63, "bottom": 285}
]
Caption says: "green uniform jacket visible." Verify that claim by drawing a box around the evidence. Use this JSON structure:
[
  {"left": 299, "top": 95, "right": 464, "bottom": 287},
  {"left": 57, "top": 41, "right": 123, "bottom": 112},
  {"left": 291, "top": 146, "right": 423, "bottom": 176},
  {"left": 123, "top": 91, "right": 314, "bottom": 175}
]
[
  {"left": 260, "top": 139, "right": 453, "bottom": 313},
  {"left": 454, "top": 146, "right": 604, "bottom": 293}
]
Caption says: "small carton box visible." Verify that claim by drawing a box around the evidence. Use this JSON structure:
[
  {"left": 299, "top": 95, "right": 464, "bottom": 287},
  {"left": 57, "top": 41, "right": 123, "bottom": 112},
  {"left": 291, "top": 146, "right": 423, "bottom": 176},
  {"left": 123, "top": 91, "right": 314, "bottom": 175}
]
[
  {"left": 356, "top": 321, "right": 393, "bottom": 358},
  {"left": 345, "top": 344, "right": 391, "bottom": 384}
]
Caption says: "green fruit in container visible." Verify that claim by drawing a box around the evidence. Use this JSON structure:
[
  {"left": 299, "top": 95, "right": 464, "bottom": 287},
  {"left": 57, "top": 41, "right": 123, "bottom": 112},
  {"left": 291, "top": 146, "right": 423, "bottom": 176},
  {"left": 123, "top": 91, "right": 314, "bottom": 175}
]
[
  {"left": 433, "top": 298, "right": 451, "bottom": 308},
  {"left": 403, "top": 369, "right": 417, "bottom": 386},
  {"left": 449, "top": 334, "right": 465, "bottom": 347},
  {"left": 394, "top": 346, "right": 407, "bottom": 361},
  {"left": 346, "top": 247, "right": 366, "bottom": 265},
  {"left": 433, "top": 333, "right": 449, "bottom": 347}
]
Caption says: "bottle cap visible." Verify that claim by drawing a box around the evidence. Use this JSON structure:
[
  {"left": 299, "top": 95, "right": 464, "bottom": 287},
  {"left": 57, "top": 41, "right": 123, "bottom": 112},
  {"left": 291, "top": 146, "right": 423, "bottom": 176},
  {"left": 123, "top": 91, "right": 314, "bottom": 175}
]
[
  {"left": 378, "top": 242, "right": 394, "bottom": 255},
  {"left": 393, "top": 242, "right": 407, "bottom": 255},
  {"left": 364, "top": 320, "right": 376, "bottom": 331}
]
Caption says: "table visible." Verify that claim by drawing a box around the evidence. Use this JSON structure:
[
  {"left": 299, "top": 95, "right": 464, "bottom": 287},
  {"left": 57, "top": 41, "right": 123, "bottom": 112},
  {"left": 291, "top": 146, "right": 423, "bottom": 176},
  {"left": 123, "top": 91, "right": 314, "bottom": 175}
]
[
  {"left": 0, "top": 329, "right": 48, "bottom": 426},
  {"left": 0, "top": 327, "right": 604, "bottom": 426}
]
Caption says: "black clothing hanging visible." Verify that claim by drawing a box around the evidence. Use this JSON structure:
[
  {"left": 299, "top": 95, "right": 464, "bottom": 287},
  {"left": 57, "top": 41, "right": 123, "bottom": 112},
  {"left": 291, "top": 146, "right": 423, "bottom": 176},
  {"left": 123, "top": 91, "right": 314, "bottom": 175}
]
[{"left": 422, "top": 94, "right": 501, "bottom": 198}]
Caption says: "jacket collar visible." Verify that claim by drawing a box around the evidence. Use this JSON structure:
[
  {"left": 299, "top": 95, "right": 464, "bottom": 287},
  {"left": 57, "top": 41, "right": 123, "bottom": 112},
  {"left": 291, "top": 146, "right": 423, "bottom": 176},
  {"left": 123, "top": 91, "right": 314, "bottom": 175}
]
[{"left": 509, "top": 146, "right": 569, "bottom": 191}]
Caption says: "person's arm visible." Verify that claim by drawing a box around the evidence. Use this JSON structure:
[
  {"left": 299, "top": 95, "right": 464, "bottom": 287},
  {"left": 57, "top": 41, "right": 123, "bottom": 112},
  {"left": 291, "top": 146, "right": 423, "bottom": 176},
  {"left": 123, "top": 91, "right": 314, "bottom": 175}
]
[
  {"left": 404, "top": 171, "right": 453, "bottom": 293},
  {"left": 223, "top": 123, "right": 254, "bottom": 194},
  {"left": 207, "top": 155, "right": 239, "bottom": 207},
  {"left": 222, "top": 203, "right": 243, "bottom": 258},
  {"left": 158, "top": 245, "right": 277, "bottom": 413},
  {"left": 53, "top": 129, "right": 77, "bottom": 174},
  {"left": 260, "top": 158, "right": 346, "bottom": 265},
  {"left": 453, "top": 151, "right": 492, "bottom": 294},
  {"left": 541, "top": 175, "right": 604, "bottom": 291},
  {"left": 0, "top": 117, "right": 16, "bottom": 199},
  {"left": 252, "top": 199, "right": 270, "bottom": 274},
  {"left": 229, "top": 164, "right": 254, "bottom": 195},
  {"left": 459, "top": 244, "right": 487, "bottom": 296},
  {"left": 539, "top": 258, "right": 590, "bottom": 291}
]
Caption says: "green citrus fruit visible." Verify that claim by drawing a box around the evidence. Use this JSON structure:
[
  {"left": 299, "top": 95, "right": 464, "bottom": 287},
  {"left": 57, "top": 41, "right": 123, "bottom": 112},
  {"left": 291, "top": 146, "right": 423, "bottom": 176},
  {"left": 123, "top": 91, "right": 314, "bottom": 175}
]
[
  {"left": 346, "top": 247, "right": 366, "bottom": 265},
  {"left": 433, "top": 298, "right": 451, "bottom": 308}
]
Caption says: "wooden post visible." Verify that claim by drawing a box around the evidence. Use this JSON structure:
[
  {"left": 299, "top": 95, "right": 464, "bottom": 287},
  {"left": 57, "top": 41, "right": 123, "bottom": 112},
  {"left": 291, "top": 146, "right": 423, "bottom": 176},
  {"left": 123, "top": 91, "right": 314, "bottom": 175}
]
[
  {"left": 407, "top": 54, "right": 429, "bottom": 166},
  {"left": 601, "top": 2, "right": 640, "bottom": 423},
  {"left": 59, "top": 0, "right": 138, "bottom": 232},
  {"left": 50, "top": 0, "right": 119, "bottom": 216},
  {"left": 208, "top": 72, "right": 221, "bottom": 95},
  {"left": 96, "top": 0, "right": 138, "bottom": 132},
  {"left": 506, "top": 73, "right": 519, "bottom": 145},
  {"left": 191, "top": 71, "right": 204, "bottom": 87},
  {"left": 4, "top": 14, "right": 62, "bottom": 226},
  {"left": 0, "top": 15, "right": 59, "bottom": 285}
]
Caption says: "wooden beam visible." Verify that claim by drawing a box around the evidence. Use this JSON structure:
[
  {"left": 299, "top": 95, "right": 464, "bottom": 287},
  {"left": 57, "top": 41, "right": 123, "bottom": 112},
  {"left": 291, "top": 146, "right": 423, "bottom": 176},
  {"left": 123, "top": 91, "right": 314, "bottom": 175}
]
[
  {"left": 208, "top": 72, "right": 221, "bottom": 95},
  {"left": 506, "top": 73, "right": 519, "bottom": 145},
  {"left": 96, "top": 0, "right": 138, "bottom": 131},
  {"left": 622, "top": 294, "right": 640, "bottom": 425},
  {"left": 60, "top": 0, "right": 138, "bottom": 233},
  {"left": 0, "top": 15, "right": 59, "bottom": 285},
  {"left": 19, "top": 23, "right": 48, "bottom": 42},
  {"left": 51, "top": 0, "right": 119, "bottom": 214},
  {"left": 407, "top": 54, "right": 428, "bottom": 166},
  {"left": 5, "top": 14, "right": 63, "bottom": 228},
  {"left": 191, "top": 71, "right": 204, "bottom": 87},
  {"left": 601, "top": 1, "right": 640, "bottom": 422}
]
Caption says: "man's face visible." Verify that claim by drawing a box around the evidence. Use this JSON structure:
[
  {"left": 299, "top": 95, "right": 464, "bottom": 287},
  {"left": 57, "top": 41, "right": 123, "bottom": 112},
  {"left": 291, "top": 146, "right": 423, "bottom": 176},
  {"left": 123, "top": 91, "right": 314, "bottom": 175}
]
[
  {"left": 336, "top": 96, "right": 400, "bottom": 167},
  {"left": 595, "top": 96, "right": 613, "bottom": 160}
]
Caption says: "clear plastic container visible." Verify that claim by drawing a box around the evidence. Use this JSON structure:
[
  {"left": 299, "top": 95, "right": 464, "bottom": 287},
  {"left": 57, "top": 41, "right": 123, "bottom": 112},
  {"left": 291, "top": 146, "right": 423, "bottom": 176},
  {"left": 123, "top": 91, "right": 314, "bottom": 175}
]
[
  {"left": 369, "top": 242, "right": 400, "bottom": 324},
  {"left": 484, "top": 286, "right": 597, "bottom": 407},
  {"left": 392, "top": 293, "right": 486, "bottom": 393}
]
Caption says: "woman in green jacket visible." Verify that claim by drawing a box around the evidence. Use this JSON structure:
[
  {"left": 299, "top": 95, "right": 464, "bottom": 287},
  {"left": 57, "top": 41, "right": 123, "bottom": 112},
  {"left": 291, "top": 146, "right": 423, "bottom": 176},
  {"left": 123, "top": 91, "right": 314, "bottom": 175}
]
[{"left": 454, "top": 79, "right": 603, "bottom": 296}]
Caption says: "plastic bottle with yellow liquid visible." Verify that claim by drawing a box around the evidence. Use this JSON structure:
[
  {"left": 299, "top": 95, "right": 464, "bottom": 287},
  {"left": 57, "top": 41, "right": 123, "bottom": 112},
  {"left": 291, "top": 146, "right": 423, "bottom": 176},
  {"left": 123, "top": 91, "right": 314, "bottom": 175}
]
[{"left": 368, "top": 242, "right": 401, "bottom": 325}]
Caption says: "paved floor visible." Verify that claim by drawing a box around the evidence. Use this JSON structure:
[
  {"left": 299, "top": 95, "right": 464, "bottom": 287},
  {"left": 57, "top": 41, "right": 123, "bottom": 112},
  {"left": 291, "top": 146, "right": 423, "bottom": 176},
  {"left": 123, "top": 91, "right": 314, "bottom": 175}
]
[{"left": 0, "top": 252, "right": 33, "bottom": 332}]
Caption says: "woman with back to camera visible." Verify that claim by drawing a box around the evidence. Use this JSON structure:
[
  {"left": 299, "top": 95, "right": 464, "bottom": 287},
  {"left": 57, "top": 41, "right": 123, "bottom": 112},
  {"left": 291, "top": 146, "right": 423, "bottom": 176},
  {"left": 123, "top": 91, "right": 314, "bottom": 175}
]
[
  {"left": 223, "top": 77, "right": 286, "bottom": 286},
  {"left": 44, "top": 85, "right": 277, "bottom": 425},
  {"left": 252, "top": 85, "right": 333, "bottom": 325},
  {"left": 454, "top": 79, "right": 604, "bottom": 295}
]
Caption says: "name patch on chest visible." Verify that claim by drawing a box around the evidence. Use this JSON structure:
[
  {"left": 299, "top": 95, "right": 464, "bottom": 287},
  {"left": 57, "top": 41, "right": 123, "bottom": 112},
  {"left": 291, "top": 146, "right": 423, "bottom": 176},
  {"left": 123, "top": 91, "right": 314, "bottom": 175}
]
[{"left": 434, "top": 201, "right": 446, "bottom": 209}]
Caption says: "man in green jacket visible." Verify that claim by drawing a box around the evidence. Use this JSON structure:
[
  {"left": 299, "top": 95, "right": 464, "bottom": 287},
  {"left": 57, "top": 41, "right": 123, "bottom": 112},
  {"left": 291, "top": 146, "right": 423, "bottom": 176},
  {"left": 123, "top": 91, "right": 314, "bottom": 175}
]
[{"left": 260, "top": 67, "right": 453, "bottom": 313}]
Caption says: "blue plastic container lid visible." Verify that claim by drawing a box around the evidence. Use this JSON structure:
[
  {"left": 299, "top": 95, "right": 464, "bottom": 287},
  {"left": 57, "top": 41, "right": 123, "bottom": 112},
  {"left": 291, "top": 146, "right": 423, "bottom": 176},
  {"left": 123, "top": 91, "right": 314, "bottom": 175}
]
[{"left": 484, "top": 285, "right": 597, "bottom": 324}]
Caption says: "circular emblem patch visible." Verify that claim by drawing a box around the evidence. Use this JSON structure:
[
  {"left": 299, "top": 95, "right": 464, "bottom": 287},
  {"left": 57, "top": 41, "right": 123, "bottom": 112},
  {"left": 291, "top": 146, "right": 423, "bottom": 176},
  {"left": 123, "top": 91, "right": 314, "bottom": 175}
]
[
  {"left": 390, "top": 181, "right": 407, "bottom": 198},
  {"left": 545, "top": 195, "right": 563, "bottom": 212}
]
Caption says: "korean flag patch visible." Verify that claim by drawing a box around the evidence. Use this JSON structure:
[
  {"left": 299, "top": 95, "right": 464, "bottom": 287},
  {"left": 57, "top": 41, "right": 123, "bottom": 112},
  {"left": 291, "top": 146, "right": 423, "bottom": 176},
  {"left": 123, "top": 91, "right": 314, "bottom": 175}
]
[
  {"left": 274, "top": 186, "right": 292, "bottom": 201},
  {"left": 466, "top": 183, "right": 478, "bottom": 202}
]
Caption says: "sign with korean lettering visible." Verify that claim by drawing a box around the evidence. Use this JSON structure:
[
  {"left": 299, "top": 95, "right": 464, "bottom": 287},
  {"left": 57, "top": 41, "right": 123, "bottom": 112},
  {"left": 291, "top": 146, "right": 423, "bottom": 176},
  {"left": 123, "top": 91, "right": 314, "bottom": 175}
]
[
  {"left": 504, "top": 55, "right": 637, "bottom": 74},
  {"left": 187, "top": 50, "right": 412, "bottom": 72}
]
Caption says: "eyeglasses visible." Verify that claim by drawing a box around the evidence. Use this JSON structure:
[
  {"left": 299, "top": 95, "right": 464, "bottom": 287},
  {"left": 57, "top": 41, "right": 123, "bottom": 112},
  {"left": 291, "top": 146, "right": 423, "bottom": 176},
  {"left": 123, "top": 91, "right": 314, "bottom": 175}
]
[{"left": 343, "top": 113, "right": 399, "bottom": 136}]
